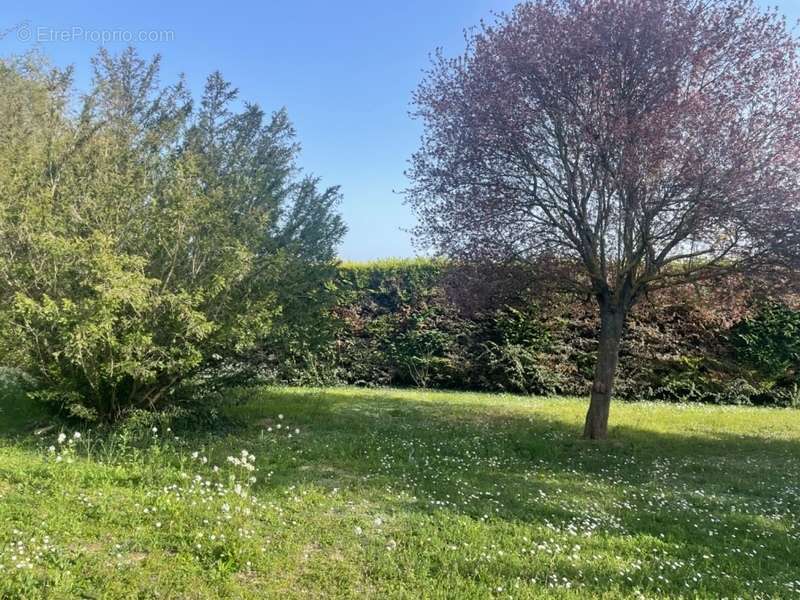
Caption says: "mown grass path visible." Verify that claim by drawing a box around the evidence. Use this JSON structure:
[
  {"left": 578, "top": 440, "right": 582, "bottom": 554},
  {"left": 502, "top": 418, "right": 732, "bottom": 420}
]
[{"left": 0, "top": 387, "right": 798, "bottom": 598}]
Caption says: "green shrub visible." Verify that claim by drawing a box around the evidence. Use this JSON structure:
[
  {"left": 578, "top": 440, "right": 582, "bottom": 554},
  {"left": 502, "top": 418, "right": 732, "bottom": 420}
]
[
  {"left": 471, "top": 306, "right": 560, "bottom": 394},
  {"left": 388, "top": 306, "right": 463, "bottom": 388},
  {"left": 731, "top": 301, "right": 800, "bottom": 379},
  {"left": 0, "top": 51, "right": 344, "bottom": 420},
  {"left": 758, "top": 384, "right": 800, "bottom": 408}
]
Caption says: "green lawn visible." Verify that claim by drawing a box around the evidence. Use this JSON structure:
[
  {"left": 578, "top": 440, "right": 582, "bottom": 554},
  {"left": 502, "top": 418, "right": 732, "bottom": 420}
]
[{"left": 0, "top": 386, "right": 798, "bottom": 598}]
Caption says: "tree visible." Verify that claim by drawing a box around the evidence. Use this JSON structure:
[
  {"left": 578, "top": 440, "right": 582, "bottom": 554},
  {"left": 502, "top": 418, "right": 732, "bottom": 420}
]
[
  {"left": 407, "top": 0, "right": 800, "bottom": 438},
  {"left": 0, "top": 49, "right": 345, "bottom": 420}
]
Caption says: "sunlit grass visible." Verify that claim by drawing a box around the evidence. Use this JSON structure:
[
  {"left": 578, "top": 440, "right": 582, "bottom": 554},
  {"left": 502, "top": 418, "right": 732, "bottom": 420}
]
[{"left": 0, "top": 386, "right": 798, "bottom": 598}]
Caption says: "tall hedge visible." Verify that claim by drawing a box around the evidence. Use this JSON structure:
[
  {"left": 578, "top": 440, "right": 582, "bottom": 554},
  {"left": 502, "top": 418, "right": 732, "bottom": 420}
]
[{"left": 264, "top": 259, "right": 800, "bottom": 407}]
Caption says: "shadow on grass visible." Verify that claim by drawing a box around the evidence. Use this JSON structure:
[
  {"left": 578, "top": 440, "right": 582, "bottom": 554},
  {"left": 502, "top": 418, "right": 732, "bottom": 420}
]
[
  {"left": 229, "top": 385, "right": 800, "bottom": 460},
  {"left": 224, "top": 386, "right": 800, "bottom": 595},
  {"left": 3, "top": 384, "right": 798, "bottom": 595}
]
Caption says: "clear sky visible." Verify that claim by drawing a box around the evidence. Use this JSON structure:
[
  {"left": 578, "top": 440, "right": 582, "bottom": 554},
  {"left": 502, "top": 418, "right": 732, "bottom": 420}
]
[{"left": 2, "top": 1, "right": 798, "bottom": 260}]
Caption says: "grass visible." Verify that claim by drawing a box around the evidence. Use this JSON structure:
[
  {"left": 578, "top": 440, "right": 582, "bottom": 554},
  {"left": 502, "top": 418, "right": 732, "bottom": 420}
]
[{"left": 0, "top": 385, "right": 798, "bottom": 598}]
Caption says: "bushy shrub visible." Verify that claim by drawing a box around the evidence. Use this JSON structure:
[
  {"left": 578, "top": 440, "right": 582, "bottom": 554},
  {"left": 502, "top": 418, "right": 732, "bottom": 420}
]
[
  {"left": 758, "top": 384, "right": 800, "bottom": 408},
  {"left": 0, "top": 51, "right": 344, "bottom": 420}
]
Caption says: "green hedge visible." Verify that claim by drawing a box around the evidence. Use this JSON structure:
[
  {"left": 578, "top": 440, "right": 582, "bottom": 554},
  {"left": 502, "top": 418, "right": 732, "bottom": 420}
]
[{"left": 261, "top": 259, "right": 800, "bottom": 407}]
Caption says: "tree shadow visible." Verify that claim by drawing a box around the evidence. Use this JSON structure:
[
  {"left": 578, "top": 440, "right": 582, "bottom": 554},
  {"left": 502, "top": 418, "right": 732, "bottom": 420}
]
[
  {"left": 2, "top": 384, "right": 796, "bottom": 595},
  {"left": 225, "top": 386, "right": 800, "bottom": 596}
]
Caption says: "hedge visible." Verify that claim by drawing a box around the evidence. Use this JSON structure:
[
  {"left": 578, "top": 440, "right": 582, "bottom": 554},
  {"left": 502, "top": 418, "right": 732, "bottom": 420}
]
[{"left": 260, "top": 259, "right": 800, "bottom": 408}]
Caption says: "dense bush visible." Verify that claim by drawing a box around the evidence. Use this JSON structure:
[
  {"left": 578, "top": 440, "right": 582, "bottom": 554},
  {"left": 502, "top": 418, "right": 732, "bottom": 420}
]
[
  {"left": 0, "top": 51, "right": 344, "bottom": 420},
  {"left": 731, "top": 302, "right": 800, "bottom": 379},
  {"left": 257, "top": 259, "right": 800, "bottom": 407}
]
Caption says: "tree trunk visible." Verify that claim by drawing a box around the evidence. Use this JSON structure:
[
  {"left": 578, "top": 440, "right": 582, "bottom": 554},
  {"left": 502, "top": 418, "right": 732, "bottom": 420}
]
[{"left": 583, "top": 303, "right": 625, "bottom": 440}]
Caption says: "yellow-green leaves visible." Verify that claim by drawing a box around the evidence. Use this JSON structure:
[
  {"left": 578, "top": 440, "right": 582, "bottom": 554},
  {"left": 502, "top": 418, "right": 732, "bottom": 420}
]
[{"left": 0, "top": 50, "right": 344, "bottom": 419}]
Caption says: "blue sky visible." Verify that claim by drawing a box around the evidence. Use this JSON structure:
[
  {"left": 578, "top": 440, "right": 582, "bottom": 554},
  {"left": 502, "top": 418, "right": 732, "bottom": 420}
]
[{"left": 2, "top": 1, "right": 798, "bottom": 260}]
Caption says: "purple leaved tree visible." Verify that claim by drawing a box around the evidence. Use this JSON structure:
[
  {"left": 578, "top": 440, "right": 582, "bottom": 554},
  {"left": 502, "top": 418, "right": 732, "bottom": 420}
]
[{"left": 407, "top": 0, "right": 800, "bottom": 439}]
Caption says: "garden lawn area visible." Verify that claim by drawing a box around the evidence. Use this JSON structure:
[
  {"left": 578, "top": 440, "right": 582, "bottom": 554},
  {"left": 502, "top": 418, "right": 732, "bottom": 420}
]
[{"left": 0, "top": 387, "right": 798, "bottom": 599}]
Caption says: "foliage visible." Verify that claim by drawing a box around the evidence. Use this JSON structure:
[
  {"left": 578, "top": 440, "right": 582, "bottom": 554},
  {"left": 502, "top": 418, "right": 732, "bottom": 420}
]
[
  {"left": 472, "top": 306, "right": 560, "bottom": 395},
  {"left": 0, "top": 50, "right": 344, "bottom": 420},
  {"left": 266, "top": 259, "right": 798, "bottom": 408},
  {"left": 731, "top": 301, "right": 800, "bottom": 379},
  {"left": 0, "top": 368, "right": 36, "bottom": 400},
  {"left": 330, "top": 259, "right": 461, "bottom": 388}
]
